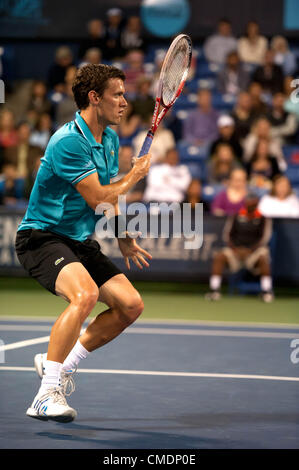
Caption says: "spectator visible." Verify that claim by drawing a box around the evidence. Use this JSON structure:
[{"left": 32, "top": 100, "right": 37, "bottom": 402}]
[
  {"left": 217, "top": 51, "right": 250, "bottom": 97},
  {"left": 248, "top": 81, "right": 270, "bottom": 116},
  {"left": 183, "top": 88, "right": 219, "bottom": 147},
  {"left": 131, "top": 76, "right": 155, "bottom": 123},
  {"left": 78, "top": 19, "right": 105, "bottom": 60},
  {"left": 55, "top": 65, "right": 78, "bottom": 128},
  {"left": 27, "top": 81, "right": 53, "bottom": 117},
  {"left": 211, "top": 168, "right": 248, "bottom": 216},
  {"left": 132, "top": 120, "right": 175, "bottom": 164},
  {"left": 121, "top": 15, "right": 145, "bottom": 53},
  {"left": 283, "top": 76, "right": 299, "bottom": 120},
  {"left": 208, "top": 143, "right": 241, "bottom": 184},
  {"left": 142, "top": 148, "right": 192, "bottom": 204},
  {"left": 47, "top": 46, "right": 74, "bottom": 92},
  {"left": 231, "top": 91, "right": 256, "bottom": 143},
  {"left": 29, "top": 113, "right": 53, "bottom": 150},
  {"left": 267, "top": 92, "right": 297, "bottom": 144},
  {"left": 258, "top": 175, "right": 299, "bottom": 218},
  {"left": 238, "top": 21, "right": 268, "bottom": 66},
  {"left": 242, "top": 117, "right": 287, "bottom": 172},
  {"left": 210, "top": 114, "right": 243, "bottom": 161},
  {"left": 0, "top": 163, "right": 20, "bottom": 206},
  {"left": 207, "top": 193, "right": 274, "bottom": 303},
  {"left": 252, "top": 49, "right": 284, "bottom": 95},
  {"left": 0, "top": 109, "right": 18, "bottom": 150},
  {"left": 203, "top": 18, "right": 237, "bottom": 65},
  {"left": 104, "top": 8, "right": 124, "bottom": 60},
  {"left": 114, "top": 145, "right": 145, "bottom": 203},
  {"left": 118, "top": 101, "right": 141, "bottom": 140},
  {"left": 123, "top": 49, "right": 146, "bottom": 99},
  {"left": 187, "top": 179, "right": 202, "bottom": 209},
  {"left": 3, "top": 121, "right": 43, "bottom": 178},
  {"left": 271, "top": 35, "right": 297, "bottom": 77},
  {"left": 81, "top": 47, "right": 102, "bottom": 66},
  {"left": 247, "top": 138, "right": 281, "bottom": 190}
]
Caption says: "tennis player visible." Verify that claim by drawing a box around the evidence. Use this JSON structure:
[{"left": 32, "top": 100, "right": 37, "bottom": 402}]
[{"left": 15, "top": 64, "right": 151, "bottom": 422}]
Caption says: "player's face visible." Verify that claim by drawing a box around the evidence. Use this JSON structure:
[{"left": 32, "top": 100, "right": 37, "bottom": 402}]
[{"left": 98, "top": 78, "right": 127, "bottom": 125}]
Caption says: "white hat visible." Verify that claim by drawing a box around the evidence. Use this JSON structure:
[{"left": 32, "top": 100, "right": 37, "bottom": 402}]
[{"left": 217, "top": 115, "right": 235, "bottom": 127}]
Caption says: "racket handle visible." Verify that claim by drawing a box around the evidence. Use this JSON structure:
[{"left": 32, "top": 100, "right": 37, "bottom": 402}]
[{"left": 138, "top": 131, "right": 154, "bottom": 158}]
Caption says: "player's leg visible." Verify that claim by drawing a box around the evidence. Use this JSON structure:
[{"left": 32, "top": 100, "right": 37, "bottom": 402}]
[
  {"left": 78, "top": 273, "right": 143, "bottom": 352},
  {"left": 61, "top": 274, "right": 143, "bottom": 373},
  {"left": 28, "top": 261, "right": 99, "bottom": 422}
]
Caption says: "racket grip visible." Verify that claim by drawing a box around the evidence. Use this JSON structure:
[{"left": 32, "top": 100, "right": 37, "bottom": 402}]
[{"left": 138, "top": 131, "right": 154, "bottom": 158}]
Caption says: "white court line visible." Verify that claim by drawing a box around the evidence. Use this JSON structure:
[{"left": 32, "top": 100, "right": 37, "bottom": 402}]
[
  {"left": 0, "top": 366, "right": 298, "bottom": 382},
  {"left": 1, "top": 315, "right": 299, "bottom": 330},
  {"left": 1, "top": 325, "right": 298, "bottom": 340},
  {"left": 0, "top": 336, "right": 50, "bottom": 352}
]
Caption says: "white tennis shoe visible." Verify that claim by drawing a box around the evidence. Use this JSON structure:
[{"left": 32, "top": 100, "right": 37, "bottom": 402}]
[
  {"left": 26, "top": 387, "right": 77, "bottom": 422},
  {"left": 34, "top": 353, "right": 76, "bottom": 396}
]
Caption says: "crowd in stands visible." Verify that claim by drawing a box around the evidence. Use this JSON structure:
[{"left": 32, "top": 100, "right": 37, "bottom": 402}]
[{"left": 1, "top": 12, "right": 299, "bottom": 219}]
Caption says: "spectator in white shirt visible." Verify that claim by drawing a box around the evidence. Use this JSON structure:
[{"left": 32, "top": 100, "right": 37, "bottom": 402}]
[
  {"left": 258, "top": 175, "right": 299, "bottom": 218},
  {"left": 203, "top": 19, "right": 237, "bottom": 65},
  {"left": 238, "top": 21, "right": 268, "bottom": 65},
  {"left": 132, "top": 120, "right": 175, "bottom": 164},
  {"left": 143, "top": 148, "right": 192, "bottom": 203}
]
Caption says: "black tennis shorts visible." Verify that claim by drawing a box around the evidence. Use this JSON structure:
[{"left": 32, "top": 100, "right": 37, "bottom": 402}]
[{"left": 15, "top": 229, "right": 122, "bottom": 295}]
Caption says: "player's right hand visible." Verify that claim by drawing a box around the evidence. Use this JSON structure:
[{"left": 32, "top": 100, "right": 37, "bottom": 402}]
[{"left": 132, "top": 153, "right": 151, "bottom": 180}]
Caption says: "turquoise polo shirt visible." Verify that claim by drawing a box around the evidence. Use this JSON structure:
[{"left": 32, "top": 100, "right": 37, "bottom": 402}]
[{"left": 18, "top": 111, "right": 119, "bottom": 241}]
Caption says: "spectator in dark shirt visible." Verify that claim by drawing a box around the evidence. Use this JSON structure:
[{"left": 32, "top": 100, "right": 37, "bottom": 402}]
[
  {"left": 217, "top": 50, "right": 250, "bottom": 97},
  {"left": 121, "top": 15, "right": 145, "bottom": 53},
  {"left": 104, "top": 8, "right": 124, "bottom": 60},
  {"left": 208, "top": 143, "right": 241, "bottom": 185},
  {"left": 246, "top": 138, "right": 281, "bottom": 190},
  {"left": 252, "top": 49, "right": 284, "bottom": 95},
  {"left": 131, "top": 76, "right": 155, "bottom": 124},
  {"left": 78, "top": 19, "right": 106, "bottom": 59},
  {"left": 267, "top": 92, "right": 297, "bottom": 144},
  {"left": 209, "top": 114, "right": 243, "bottom": 161},
  {"left": 231, "top": 91, "right": 256, "bottom": 143},
  {"left": 206, "top": 193, "right": 274, "bottom": 302},
  {"left": 27, "top": 81, "right": 53, "bottom": 117},
  {"left": 248, "top": 82, "right": 270, "bottom": 117},
  {"left": 48, "top": 46, "right": 74, "bottom": 92}
]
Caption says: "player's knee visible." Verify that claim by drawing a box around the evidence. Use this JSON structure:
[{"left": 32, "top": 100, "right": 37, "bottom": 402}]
[
  {"left": 120, "top": 293, "right": 144, "bottom": 325},
  {"left": 72, "top": 285, "right": 98, "bottom": 318}
]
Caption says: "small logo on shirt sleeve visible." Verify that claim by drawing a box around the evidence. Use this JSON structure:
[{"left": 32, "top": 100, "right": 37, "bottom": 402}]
[{"left": 55, "top": 257, "right": 65, "bottom": 266}]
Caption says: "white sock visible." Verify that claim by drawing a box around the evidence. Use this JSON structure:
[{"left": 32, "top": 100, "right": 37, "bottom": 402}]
[
  {"left": 39, "top": 360, "right": 62, "bottom": 395},
  {"left": 62, "top": 339, "right": 90, "bottom": 372},
  {"left": 261, "top": 276, "right": 272, "bottom": 292},
  {"left": 210, "top": 275, "right": 221, "bottom": 291}
]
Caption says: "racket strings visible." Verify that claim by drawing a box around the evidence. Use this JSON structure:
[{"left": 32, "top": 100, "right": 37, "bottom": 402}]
[{"left": 162, "top": 39, "right": 190, "bottom": 106}]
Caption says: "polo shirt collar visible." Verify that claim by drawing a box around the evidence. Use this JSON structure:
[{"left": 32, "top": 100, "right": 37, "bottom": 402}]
[{"left": 75, "top": 111, "right": 107, "bottom": 148}]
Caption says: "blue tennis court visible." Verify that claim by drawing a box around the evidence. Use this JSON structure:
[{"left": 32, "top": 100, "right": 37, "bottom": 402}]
[{"left": 0, "top": 317, "right": 298, "bottom": 449}]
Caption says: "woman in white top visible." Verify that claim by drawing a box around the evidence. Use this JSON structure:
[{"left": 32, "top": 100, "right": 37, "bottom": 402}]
[
  {"left": 258, "top": 175, "right": 299, "bottom": 218},
  {"left": 238, "top": 21, "right": 268, "bottom": 65}
]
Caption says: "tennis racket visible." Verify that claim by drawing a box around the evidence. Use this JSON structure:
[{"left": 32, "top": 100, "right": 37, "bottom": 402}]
[{"left": 138, "top": 33, "right": 192, "bottom": 157}]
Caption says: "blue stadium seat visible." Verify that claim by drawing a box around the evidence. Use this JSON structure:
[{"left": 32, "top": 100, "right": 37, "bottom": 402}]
[
  {"left": 286, "top": 166, "right": 299, "bottom": 184},
  {"left": 282, "top": 145, "right": 299, "bottom": 164},
  {"left": 177, "top": 141, "right": 209, "bottom": 162}
]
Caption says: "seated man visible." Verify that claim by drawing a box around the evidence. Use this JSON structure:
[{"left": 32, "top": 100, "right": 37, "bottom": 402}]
[{"left": 206, "top": 193, "right": 274, "bottom": 302}]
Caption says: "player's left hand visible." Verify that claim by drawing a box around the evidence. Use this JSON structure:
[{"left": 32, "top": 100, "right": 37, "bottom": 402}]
[{"left": 118, "top": 232, "right": 152, "bottom": 270}]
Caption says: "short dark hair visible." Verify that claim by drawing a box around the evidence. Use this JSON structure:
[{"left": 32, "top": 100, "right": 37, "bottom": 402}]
[{"left": 72, "top": 64, "right": 126, "bottom": 110}]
